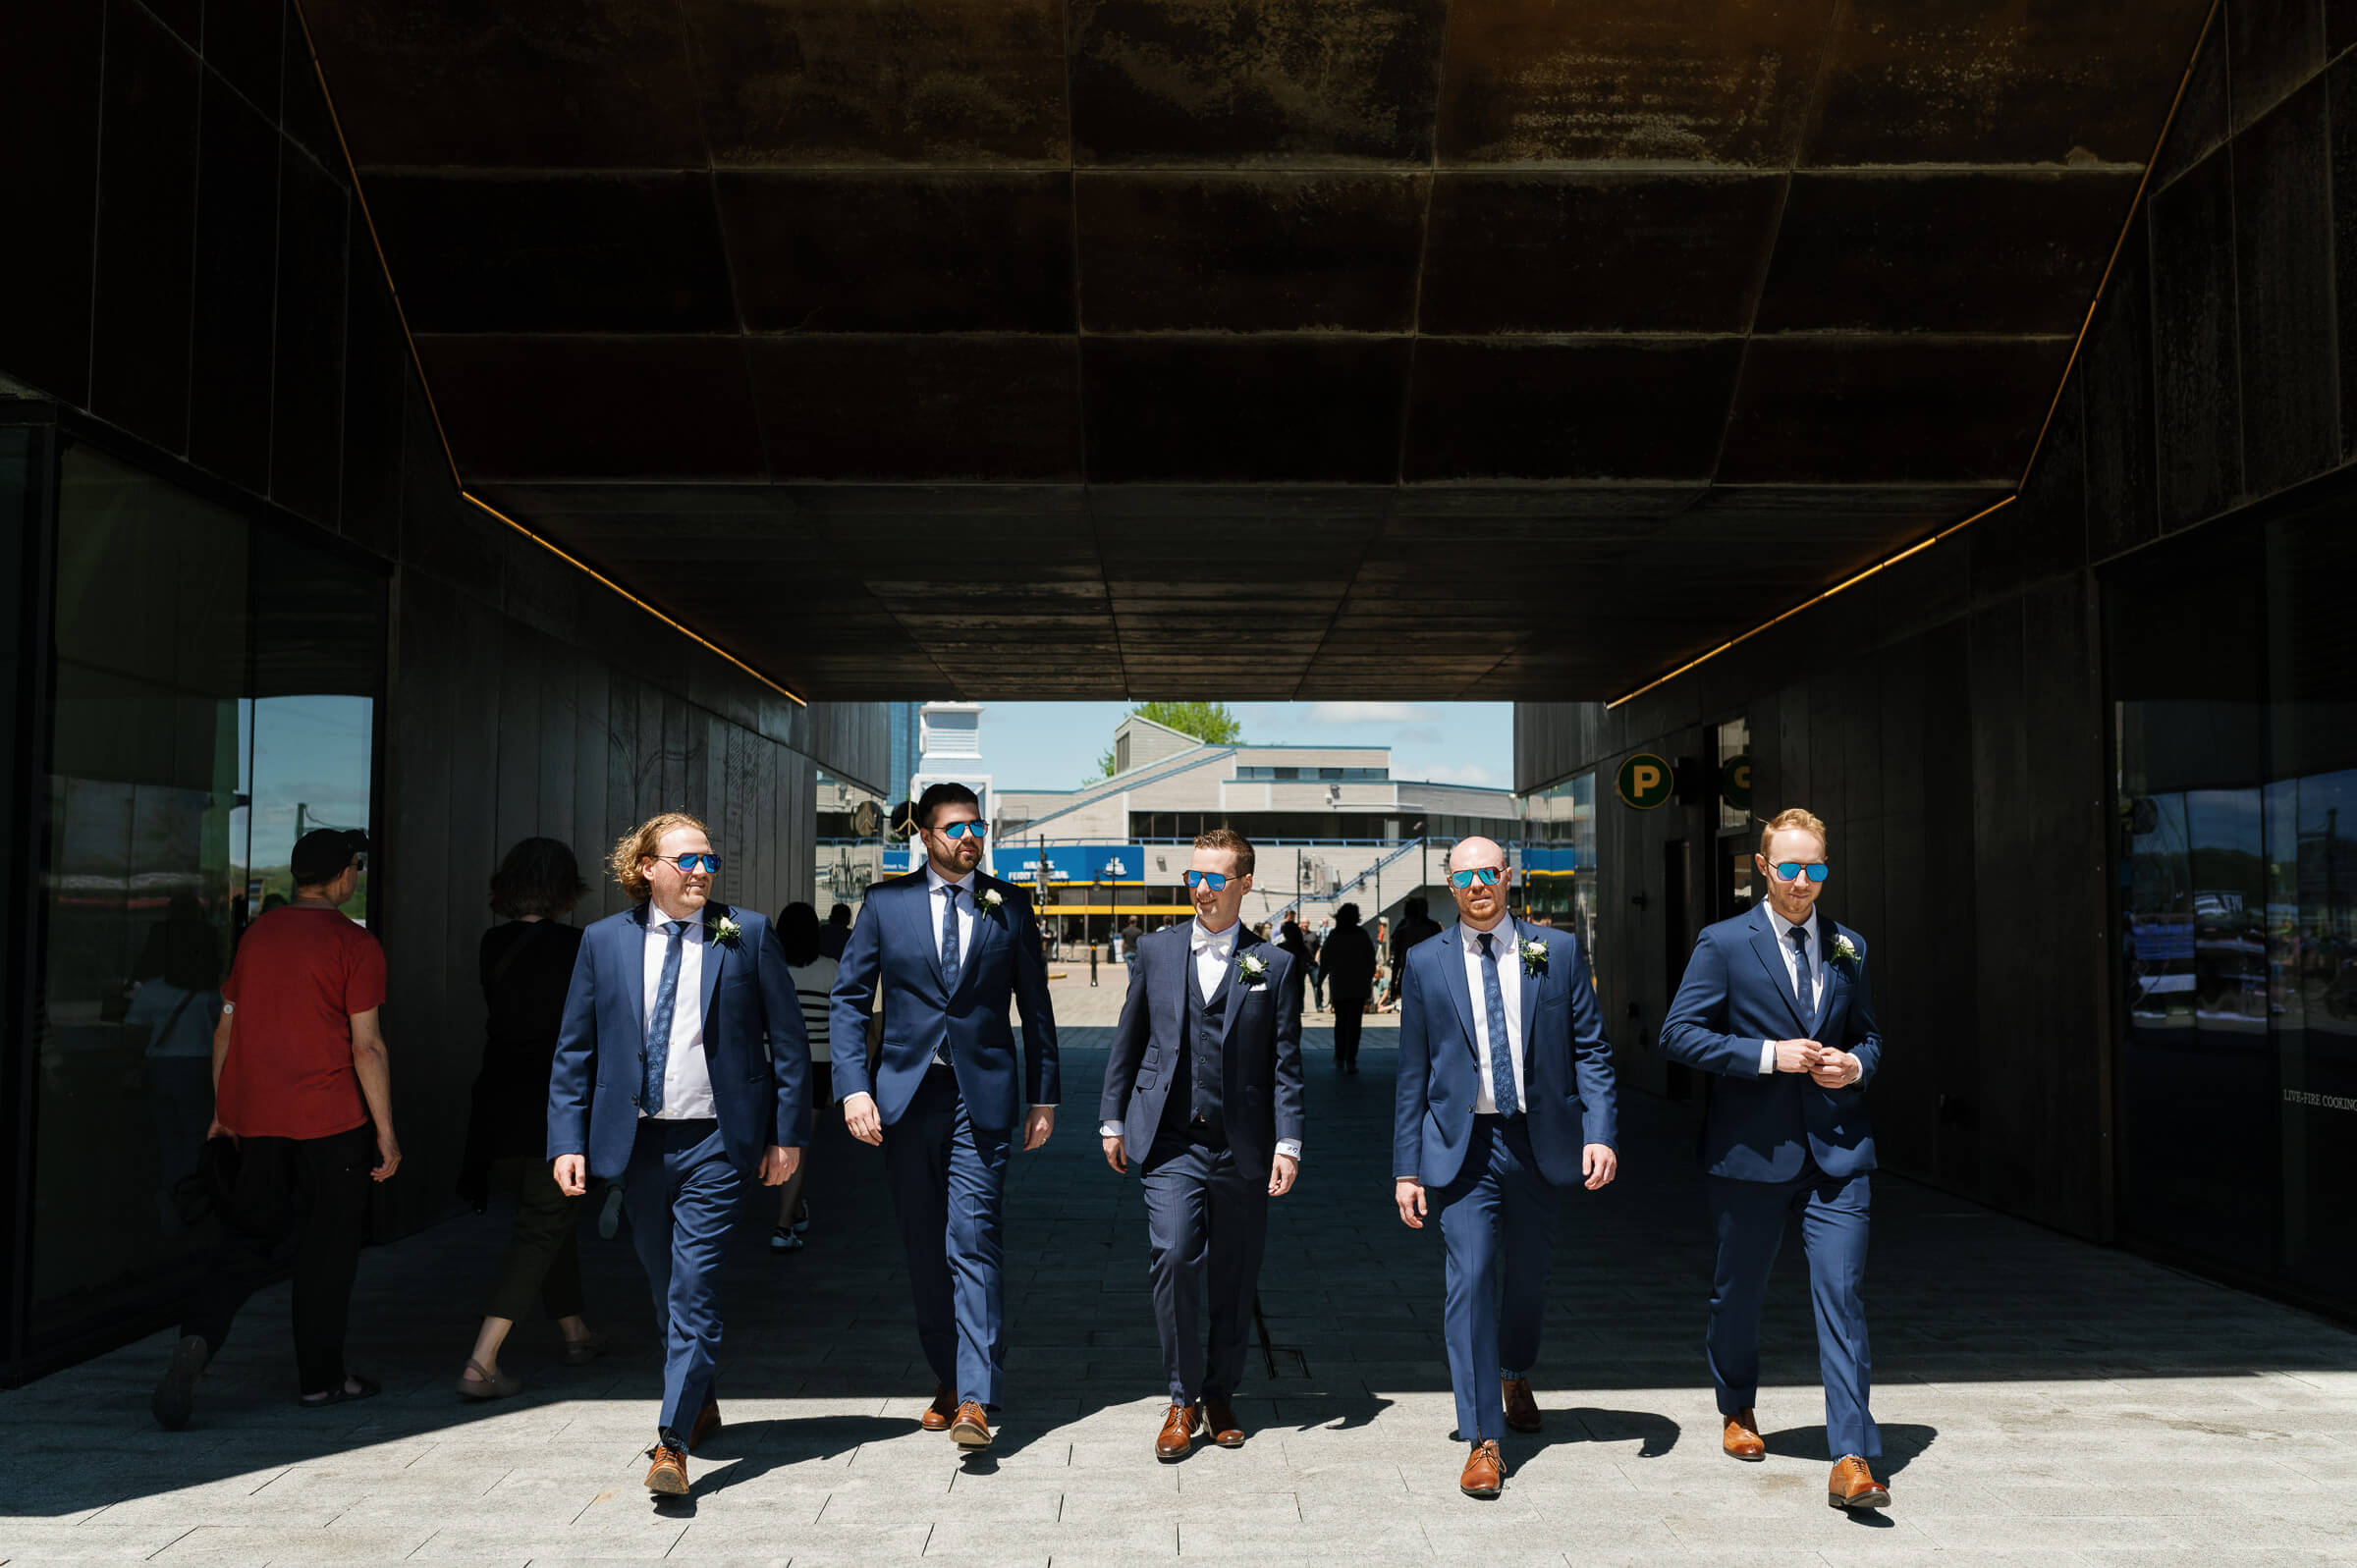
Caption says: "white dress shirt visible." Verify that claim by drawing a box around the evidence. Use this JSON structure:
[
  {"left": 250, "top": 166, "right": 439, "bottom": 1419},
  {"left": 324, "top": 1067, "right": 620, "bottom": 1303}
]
[
  {"left": 923, "top": 863, "right": 976, "bottom": 1067},
  {"left": 1102, "top": 918, "right": 1300, "bottom": 1161},
  {"left": 642, "top": 908, "right": 715, "bottom": 1120},
  {"left": 1459, "top": 918, "right": 1526, "bottom": 1116},
  {"left": 1757, "top": 904, "right": 1858, "bottom": 1081}
]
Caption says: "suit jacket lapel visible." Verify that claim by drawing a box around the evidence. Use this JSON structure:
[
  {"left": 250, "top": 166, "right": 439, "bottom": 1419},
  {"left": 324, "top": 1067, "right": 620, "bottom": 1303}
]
[
  {"left": 697, "top": 903, "right": 727, "bottom": 1030},
  {"left": 894, "top": 876, "right": 947, "bottom": 999},
  {"left": 1811, "top": 913, "right": 1843, "bottom": 1035},
  {"left": 1440, "top": 932, "right": 1478, "bottom": 1058},
  {"left": 949, "top": 880, "right": 992, "bottom": 1004},
  {"left": 1748, "top": 900, "right": 1811, "bottom": 1035},
  {"left": 1217, "top": 932, "right": 1250, "bottom": 1051},
  {"left": 624, "top": 904, "right": 650, "bottom": 1040},
  {"left": 1512, "top": 921, "right": 1541, "bottom": 1050},
  {"left": 1163, "top": 925, "right": 1190, "bottom": 1049}
]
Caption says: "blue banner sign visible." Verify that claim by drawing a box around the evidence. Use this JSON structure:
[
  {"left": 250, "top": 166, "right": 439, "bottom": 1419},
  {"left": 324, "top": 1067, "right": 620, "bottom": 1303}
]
[{"left": 1010, "top": 843, "right": 1143, "bottom": 884}]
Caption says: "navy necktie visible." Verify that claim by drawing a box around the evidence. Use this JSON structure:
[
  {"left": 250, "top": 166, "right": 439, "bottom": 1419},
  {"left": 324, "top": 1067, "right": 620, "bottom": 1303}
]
[
  {"left": 644, "top": 919, "right": 685, "bottom": 1113},
  {"left": 1478, "top": 932, "right": 1518, "bottom": 1116},
  {"left": 1787, "top": 925, "right": 1812, "bottom": 1022},
  {"left": 939, "top": 884, "right": 962, "bottom": 993}
]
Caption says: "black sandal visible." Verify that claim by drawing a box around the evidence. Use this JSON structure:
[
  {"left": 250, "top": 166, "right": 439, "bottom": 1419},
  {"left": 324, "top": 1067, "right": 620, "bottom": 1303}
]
[{"left": 299, "top": 1375, "right": 381, "bottom": 1408}]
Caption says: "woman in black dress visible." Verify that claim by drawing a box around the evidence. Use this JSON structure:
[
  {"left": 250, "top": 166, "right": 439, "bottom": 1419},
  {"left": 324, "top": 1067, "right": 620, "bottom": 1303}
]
[{"left": 456, "top": 838, "right": 604, "bottom": 1397}]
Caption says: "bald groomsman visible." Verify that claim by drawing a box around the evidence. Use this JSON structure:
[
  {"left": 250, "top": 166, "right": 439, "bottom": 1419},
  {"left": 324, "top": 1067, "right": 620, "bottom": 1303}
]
[
  {"left": 1394, "top": 837, "right": 1618, "bottom": 1499},
  {"left": 1099, "top": 829, "right": 1304, "bottom": 1460},
  {"left": 1663, "top": 806, "right": 1890, "bottom": 1511}
]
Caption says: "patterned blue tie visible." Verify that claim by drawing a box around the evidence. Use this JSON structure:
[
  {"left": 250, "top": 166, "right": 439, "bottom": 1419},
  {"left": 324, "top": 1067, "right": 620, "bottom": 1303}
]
[
  {"left": 1788, "top": 925, "right": 1812, "bottom": 1023},
  {"left": 939, "top": 884, "right": 962, "bottom": 994},
  {"left": 643, "top": 919, "right": 685, "bottom": 1114},
  {"left": 1478, "top": 932, "right": 1518, "bottom": 1116}
]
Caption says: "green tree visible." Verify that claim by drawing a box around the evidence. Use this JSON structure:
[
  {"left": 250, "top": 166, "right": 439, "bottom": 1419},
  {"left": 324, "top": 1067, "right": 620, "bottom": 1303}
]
[{"left": 1095, "top": 701, "right": 1244, "bottom": 778}]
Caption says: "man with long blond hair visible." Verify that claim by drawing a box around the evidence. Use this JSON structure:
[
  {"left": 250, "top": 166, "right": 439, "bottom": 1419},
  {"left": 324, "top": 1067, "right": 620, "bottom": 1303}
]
[
  {"left": 548, "top": 811, "right": 807, "bottom": 1495},
  {"left": 1663, "top": 806, "right": 1890, "bottom": 1512}
]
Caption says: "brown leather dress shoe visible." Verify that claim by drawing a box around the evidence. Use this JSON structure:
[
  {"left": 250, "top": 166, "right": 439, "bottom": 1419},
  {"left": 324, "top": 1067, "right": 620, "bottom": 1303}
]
[
  {"left": 644, "top": 1441, "right": 689, "bottom": 1495},
  {"left": 1459, "top": 1438, "right": 1505, "bottom": 1498},
  {"left": 1502, "top": 1378, "right": 1541, "bottom": 1433},
  {"left": 1829, "top": 1455, "right": 1891, "bottom": 1509},
  {"left": 688, "top": 1396, "right": 721, "bottom": 1453},
  {"left": 950, "top": 1398, "right": 992, "bottom": 1449},
  {"left": 1203, "top": 1398, "right": 1245, "bottom": 1448},
  {"left": 1156, "top": 1403, "right": 1200, "bottom": 1461},
  {"left": 919, "top": 1383, "right": 957, "bottom": 1432},
  {"left": 1722, "top": 1407, "right": 1766, "bottom": 1461}
]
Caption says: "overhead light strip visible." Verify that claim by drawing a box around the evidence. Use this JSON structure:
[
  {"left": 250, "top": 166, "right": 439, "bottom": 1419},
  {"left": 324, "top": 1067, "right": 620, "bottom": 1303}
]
[
  {"left": 1604, "top": 0, "right": 2214, "bottom": 714},
  {"left": 1605, "top": 497, "right": 2012, "bottom": 710},
  {"left": 463, "top": 493, "right": 808, "bottom": 706},
  {"left": 288, "top": 0, "right": 806, "bottom": 710}
]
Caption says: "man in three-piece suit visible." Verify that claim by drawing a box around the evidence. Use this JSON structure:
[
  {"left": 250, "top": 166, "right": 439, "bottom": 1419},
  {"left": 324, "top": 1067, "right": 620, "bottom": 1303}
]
[
  {"left": 830, "top": 782, "right": 1060, "bottom": 1452},
  {"left": 550, "top": 813, "right": 807, "bottom": 1495},
  {"left": 1098, "top": 829, "right": 1305, "bottom": 1460},
  {"left": 1394, "top": 837, "right": 1618, "bottom": 1499},
  {"left": 1663, "top": 806, "right": 1890, "bottom": 1511}
]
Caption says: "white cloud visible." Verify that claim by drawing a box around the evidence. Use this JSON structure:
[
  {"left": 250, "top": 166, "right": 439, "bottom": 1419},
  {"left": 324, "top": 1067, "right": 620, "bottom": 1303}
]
[
  {"left": 1305, "top": 701, "right": 1440, "bottom": 727},
  {"left": 1417, "top": 762, "right": 1504, "bottom": 787}
]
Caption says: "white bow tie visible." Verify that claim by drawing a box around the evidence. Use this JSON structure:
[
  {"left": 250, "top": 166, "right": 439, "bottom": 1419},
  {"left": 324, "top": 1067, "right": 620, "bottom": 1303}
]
[{"left": 1193, "top": 939, "right": 1230, "bottom": 957}]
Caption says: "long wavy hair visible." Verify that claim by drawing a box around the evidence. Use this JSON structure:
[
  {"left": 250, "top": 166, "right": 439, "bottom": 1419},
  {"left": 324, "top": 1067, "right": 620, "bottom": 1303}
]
[{"left": 609, "top": 812, "right": 709, "bottom": 903}]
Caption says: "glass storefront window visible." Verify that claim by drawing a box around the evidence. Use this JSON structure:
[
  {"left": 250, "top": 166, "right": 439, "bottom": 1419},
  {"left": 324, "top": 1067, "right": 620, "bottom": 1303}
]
[
  {"left": 1517, "top": 771, "right": 1597, "bottom": 955},
  {"left": 1717, "top": 716, "right": 1751, "bottom": 833},
  {"left": 2108, "top": 498, "right": 2357, "bottom": 1307},
  {"left": 30, "top": 441, "right": 384, "bottom": 1348}
]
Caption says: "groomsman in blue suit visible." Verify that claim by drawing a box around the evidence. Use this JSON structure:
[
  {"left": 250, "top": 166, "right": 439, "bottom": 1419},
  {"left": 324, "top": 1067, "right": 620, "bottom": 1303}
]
[
  {"left": 550, "top": 812, "right": 808, "bottom": 1496},
  {"left": 1663, "top": 806, "right": 1890, "bottom": 1511},
  {"left": 1394, "top": 837, "right": 1618, "bottom": 1499},
  {"left": 1098, "top": 828, "right": 1305, "bottom": 1460},
  {"left": 831, "top": 783, "right": 1060, "bottom": 1451}
]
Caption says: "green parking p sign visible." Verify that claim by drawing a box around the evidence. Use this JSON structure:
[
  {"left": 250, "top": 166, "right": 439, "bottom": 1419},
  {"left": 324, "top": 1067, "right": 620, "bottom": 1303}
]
[{"left": 1617, "top": 752, "right": 1674, "bottom": 810}]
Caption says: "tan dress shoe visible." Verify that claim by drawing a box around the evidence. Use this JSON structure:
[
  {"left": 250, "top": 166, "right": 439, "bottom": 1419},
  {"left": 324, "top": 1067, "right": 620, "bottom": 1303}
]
[
  {"left": 950, "top": 1399, "right": 992, "bottom": 1449},
  {"left": 1722, "top": 1406, "right": 1765, "bottom": 1460},
  {"left": 1829, "top": 1455, "right": 1890, "bottom": 1509},
  {"left": 688, "top": 1396, "right": 721, "bottom": 1452},
  {"left": 1156, "top": 1403, "right": 1200, "bottom": 1460},
  {"left": 1204, "top": 1398, "right": 1245, "bottom": 1447},
  {"left": 644, "top": 1441, "right": 689, "bottom": 1495},
  {"left": 919, "top": 1383, "right": 957, "bottom": 1432},
  {"left": 1459, "top": 1438, "right": 1505, "bottom": 1498},
  {"left": 1502, "top": 1378, "right": 1541, "bottom": 1433}
]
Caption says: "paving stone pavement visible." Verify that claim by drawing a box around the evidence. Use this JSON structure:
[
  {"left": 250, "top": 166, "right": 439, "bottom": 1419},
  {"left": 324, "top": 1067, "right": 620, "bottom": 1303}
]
[{"left": 4, "top": 970, "right": 2354, "bottom": 1565}]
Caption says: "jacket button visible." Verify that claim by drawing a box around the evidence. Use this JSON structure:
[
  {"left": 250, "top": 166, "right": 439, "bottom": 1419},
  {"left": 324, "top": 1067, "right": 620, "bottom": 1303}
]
[{"left": 630, "top": 1093, "right": 640, "bottom": 1107}]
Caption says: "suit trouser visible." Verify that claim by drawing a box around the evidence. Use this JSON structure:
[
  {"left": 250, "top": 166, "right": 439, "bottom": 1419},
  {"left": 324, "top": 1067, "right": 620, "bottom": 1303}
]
[
  {"left": 1331, "top": 998, "right": 1366, "bottom": 1067},
  {"left": 1139, "top": 1132, "right": 1270, "bottom": 1405},
  {"left": 622, "top": 1117, "right": 744, "bottom": 1442},
  {"left": 1705, "top": 1163, "right": 1878, "bottom": 1459},
  {"left": 182, "top": 1123, "right": 374, "bottom": 1394},
  {"left": 1433, "top": 1114, "right": 1558, "bottom": 1443},
  {"left": 483, "top": 1155, "right": 585, "bottom": 1324},
  {"left": 883, "top": 1066, "right": 1012, "bottom": 1405}
]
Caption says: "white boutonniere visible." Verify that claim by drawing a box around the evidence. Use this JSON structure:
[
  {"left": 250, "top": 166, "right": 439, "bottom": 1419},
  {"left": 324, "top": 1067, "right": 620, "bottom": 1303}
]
[
  {"left": 975, "top": 887, "right": 1005, "bottom": 916},
  {"left": 1237, "top": 951, "right": 1269, "bottom": 984},
  {"left": 1517, "top": 936, "right": 1549, "bottom": 976},
  {"left": 712, "top": 915, "right": 743, "bottom": 947},
  {"left": 1831, "top": 933, "right": 1860, "bottom": 965}
]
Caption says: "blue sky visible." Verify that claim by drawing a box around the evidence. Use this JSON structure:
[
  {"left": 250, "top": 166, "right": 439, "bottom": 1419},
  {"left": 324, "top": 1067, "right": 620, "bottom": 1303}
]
[{"left": 979, "top": 702, "right": 1513, "bottom": 793}]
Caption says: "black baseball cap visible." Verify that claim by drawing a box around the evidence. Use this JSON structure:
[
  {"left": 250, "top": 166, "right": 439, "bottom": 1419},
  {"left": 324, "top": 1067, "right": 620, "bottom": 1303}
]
[{"left": 291, "top": 829, "right": 369, "bottom": 886}]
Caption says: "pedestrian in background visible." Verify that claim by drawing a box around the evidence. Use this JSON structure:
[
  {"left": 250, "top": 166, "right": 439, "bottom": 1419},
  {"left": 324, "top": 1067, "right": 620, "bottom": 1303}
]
[
  {"left": 820, "top": 902, "right": 853, "bottom": 960},
  {"left": 771, "top": 900, "right": 836, "bottom": 1253},
  {"left": 1322, "top": 903, "right": 1377, "bottom": 1074},
  {"left": 456, "top": 838, "right": 606, "bottom": 1399},
  {"left": 152, "top": 829, "right": 399, "bottom": 1429}
]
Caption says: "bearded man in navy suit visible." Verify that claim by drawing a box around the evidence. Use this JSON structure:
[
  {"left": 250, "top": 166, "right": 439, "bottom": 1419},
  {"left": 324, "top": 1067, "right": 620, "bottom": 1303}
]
[
  {"left": 1394, "top": 837, "right": 1618, "bottom": 1500},
  {"left": 1098, "top": 828, "right": 1304, "bottom": 1461},
  {"left": 1663, "top": 806, "right": 1890, "bottom": 1512},
  {"left": 549, "top": 813, "right": 807, "bottom": 1496},
  {"left": 830, "top": 782, "right": 1059, "bottom": 1452}
]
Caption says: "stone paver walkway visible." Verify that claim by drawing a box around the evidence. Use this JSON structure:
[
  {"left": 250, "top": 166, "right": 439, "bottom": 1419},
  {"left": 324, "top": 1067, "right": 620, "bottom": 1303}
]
[{"left": 4, "top": 970, "right": 2354, "bottom": 1565}]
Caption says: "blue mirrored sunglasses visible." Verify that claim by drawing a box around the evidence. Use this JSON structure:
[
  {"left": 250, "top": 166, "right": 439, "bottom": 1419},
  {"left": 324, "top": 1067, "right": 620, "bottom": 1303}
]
[
  {"left": 937, "top": 820, "right": 988, "bottom": 840},
  {"left": 1182, "top": 870, "right": 1231, "bottom": 891},
  {"left": 668, "top": 853, "right": 722, "bottom": 873},
  {"left": 1773, "top": 861, "right": 1830, "bottom": 883},
  {"left": 1448, "top": 866, "right": 1506, "bottom": 889}
]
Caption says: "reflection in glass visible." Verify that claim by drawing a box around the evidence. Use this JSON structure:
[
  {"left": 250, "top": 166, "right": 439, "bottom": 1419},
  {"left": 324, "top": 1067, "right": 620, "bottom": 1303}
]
[
  {"left": 1518, "top": 771, "right": 1597, "bottom": 955},
  {"left": 31, "top": 443, "right": 385, "bottom": 1348}
]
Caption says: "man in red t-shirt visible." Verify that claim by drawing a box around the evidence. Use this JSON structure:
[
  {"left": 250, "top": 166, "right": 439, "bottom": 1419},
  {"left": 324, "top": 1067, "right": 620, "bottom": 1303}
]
[{"left": 152, "top": 829, "right": 404, "bottom": 1430}]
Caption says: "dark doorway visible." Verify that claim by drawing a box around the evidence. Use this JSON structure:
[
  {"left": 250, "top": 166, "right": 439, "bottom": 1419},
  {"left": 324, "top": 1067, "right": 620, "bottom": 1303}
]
[{"left": 1663, "top": 838, "right": 1692, "bottom": 1101}]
